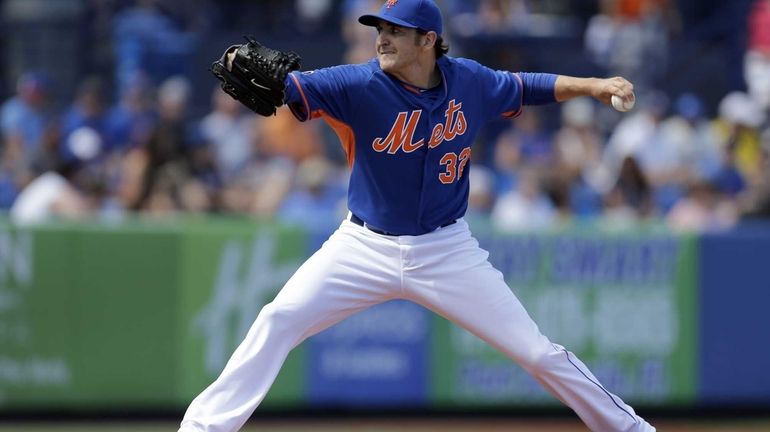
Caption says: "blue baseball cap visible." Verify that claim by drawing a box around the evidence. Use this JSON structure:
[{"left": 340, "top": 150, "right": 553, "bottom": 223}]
[{"left": 359, "top": 0, "right": 443, "bottom": 35}]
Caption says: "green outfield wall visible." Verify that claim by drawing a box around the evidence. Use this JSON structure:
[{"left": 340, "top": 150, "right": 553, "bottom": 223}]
[{"left": 0, "top": 219, "right": 700, "bottom": 410}]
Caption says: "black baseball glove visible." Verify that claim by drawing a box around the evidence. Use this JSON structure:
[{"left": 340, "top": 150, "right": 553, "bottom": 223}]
[{"left": 210, "top": 37, "right": 301, "bottom": 116}]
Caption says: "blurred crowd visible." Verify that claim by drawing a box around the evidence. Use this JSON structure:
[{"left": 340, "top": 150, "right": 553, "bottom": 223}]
[{"left": 1, "top": 0, "right": 769, "bottom": 233}]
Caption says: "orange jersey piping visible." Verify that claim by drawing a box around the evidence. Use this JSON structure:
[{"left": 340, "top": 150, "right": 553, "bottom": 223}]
[{"left": 317, "top": 110, "right": 356, "bottom": 168}]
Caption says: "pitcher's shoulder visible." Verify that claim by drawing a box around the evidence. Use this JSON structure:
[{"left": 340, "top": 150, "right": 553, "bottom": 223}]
[
  {"left": 292, "top": 61, "right": 377, "bottom": 88},
  {"left": 445, "top": 56, "right": 487, "bottom": 74}
]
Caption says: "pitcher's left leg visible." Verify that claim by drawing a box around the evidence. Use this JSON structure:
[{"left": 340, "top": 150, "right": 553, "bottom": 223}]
[{"left": 403, "top": 223, "right": 655, "bottom": 432}]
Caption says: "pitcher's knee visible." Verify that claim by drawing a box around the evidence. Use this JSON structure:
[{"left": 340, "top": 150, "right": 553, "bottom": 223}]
[
  {"left": 255, "top": 302, "right": 300, "bottom": 337},
  {"left": 518, "top": 344, "right": 560, "bottom": 375}
]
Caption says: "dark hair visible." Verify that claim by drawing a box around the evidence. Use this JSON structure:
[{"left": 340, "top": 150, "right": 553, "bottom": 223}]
[{"left": 416, "top": 29, "right": 449, "bottom": 58}]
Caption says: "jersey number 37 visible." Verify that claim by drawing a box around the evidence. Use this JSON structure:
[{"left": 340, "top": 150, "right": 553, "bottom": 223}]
[{"left": 439, "top": 147, "right": 471, "bottom": 184}]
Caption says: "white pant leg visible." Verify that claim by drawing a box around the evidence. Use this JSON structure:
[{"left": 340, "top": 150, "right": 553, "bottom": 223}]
[
  {"left": 180, "top": 221, "right": 402, "bottom": 432},
  {"left": 402, "top": 221, "right": 654, "bottom": 432}
]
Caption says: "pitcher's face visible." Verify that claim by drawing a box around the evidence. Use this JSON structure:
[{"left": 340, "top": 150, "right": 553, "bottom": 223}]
[{"left": 375, "top": 21, "right": 423, "bottom": 74}]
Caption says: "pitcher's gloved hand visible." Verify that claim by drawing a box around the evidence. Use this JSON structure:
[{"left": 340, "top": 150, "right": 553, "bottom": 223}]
[{"left": 210, "top": 37, "right": 301, "bottom": 116}]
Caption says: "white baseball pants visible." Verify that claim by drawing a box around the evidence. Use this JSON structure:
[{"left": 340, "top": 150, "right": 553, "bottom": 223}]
[{"left": 180, "top": 218, "right": 655, "bottom": 432}]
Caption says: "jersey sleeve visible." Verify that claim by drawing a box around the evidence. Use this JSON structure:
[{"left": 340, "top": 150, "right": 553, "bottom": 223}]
[
  {"left": 284, "top": 64, "right": 367, "bottom": 123},
  {"left": 458, "top": 59, "right": 525, "bottom": 121}
]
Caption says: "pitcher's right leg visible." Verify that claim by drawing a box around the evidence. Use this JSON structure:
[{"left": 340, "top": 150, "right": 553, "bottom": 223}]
[
  {"left": 403, "top": 222, "right": 655, "bottom": 432},
  {"left": 179, "top": 221, "right": 401, "bottom": 432}
]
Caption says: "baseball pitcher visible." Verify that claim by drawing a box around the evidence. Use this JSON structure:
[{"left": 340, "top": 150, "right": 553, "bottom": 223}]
[{"left": 182, "top": 1, "right": 650, "bottom": 431}]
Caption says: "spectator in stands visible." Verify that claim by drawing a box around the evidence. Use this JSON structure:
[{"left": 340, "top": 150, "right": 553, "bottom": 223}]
[
  {"left": 625, "top": 93, "right": 701, "bottom": 212},
  {"left": 465, "top": 164, "right": 496, "bottom": 224},
  {"left": 513, "top": 110, "right": 553, "bottom": 167},
  {"left": 112, "top": 0, "right": 197, "bottom": 91},
  {"left": 296, "top": 0, "right": 336, "bottom": 35},
  {"left": 712, "top": 91, "right": 764, "bottom": 192},
  {"left": 436, "top": 0, "right": 508, "bottom": 37},
  {"left": 178, "top": 177, "right": 213, "bottom": 214},
  {"left": 219, "top": 114, "right": 295, "bottom": 217},
  {"left": 0, "top": 170, "right": 18, "bottom": 210},
  {"left": 602, "top": 91, "right": 669, "bottom": 198},
  {"left": 608, "top": 156, "right": 656, "bottom": 218},
  {"left": 9, "top": 124, "right": 101, "bottom": 225},
  {"left": 260, "top": 107, "right": 326, "bottom": 163},
  {"left": 104, "top": 71, "right": 157, "bottom": 152},
  {"left": 0, "top": 71, "right": 58, "bottom": 176},
  {"left": 446, "top": 0, "right": 582, "bottom": 38},
  {"left": 602, "top": 186, "right": 640, "bottom": 230},
  {"left": 104, "top": 146, "right": 145, "bottom": 219},
  {"left": 741, "top": 128, "right": 770, "bottom": 219},
  {"left": 659, "top": 93, "right": 721, "bottom": 183},
  {"left": 490, "top": 110, "right": 552, "bottom": 196},
  {"left": 278, "top": 156, "right": 347, "bottom": 231},
  {"left": 553, "top": 98, "right": 606, "bottom": 217},
  {"left": 475, "top": 0, "right": 515, "bottom": 34},
  {"left": 666, "top": 181, "right": 738, "bottom": 232},
  {"left": 584, "top": 0, "right": 679, "bottom": 92},
  {"left": 60, "top": 77, "right": 107, "bottom": 140},
  {"left": 138, "top": 166, "right": 216, "bottom": 217},
  {"left": 542, "top": 174, "right": 573, "bottom": 226},
  {"left": 745, "top": 0, "right": 770, "bottom": 115},
  {"left": 341, "top": 0, "right": 380, "bottom": 63},
  {"left": 132, "top": 76, "right": 215, "bottom": 214},
  {"left": 5, "top": 0, "right": 766, "bottom": 232},
  {"left": 491, "top": 168, "right": 556, "bottom": 232},
  {"left": 491, "top": 125, "right": 522, "bottom": 196},
  {"left": 59, "top": 77, "right": 109, "bottom": 165},
  {"left": 199, "top": 86, "right": 254, "bottom": 183}
]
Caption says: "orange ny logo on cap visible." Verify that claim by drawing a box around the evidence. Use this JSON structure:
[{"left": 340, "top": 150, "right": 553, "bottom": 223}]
[{"left": 385, "top": 0, "right": 398, "bottom": 9}]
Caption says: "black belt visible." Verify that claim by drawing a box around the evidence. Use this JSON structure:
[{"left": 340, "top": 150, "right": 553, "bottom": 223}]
[{"left": 350, "top": 213, "right": 456, "bottom": 236}]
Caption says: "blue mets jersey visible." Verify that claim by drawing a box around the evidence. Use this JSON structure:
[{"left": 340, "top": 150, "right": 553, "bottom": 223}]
[{"left": 285, "top": 56, "right": 534, "bottom": 235}]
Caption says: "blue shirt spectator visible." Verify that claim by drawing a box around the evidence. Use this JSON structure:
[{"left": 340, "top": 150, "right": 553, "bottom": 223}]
[
  {"left": 103, "top": 72, "right": 157, "bottom": 152},
  {"left": 0, "top": 72, "right": 54, "bottom": 170}
]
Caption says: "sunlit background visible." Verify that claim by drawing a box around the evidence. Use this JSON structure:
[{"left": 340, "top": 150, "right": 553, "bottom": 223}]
[{"left": 0, "top": 0, "right": 769, "bottom": 431}]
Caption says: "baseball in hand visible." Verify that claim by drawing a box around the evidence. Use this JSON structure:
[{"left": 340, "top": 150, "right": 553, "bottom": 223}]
[{"left": 611, "top": 93, "right": 635, "bottom": 112}]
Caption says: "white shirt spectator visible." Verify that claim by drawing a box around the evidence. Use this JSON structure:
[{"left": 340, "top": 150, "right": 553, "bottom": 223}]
[
  {"left": 200, "top": 88, "right": 254, "bottom": 182},
  {"left": 491, "top": 171, "right": 555, "bottom": 232},
  {"left": 10, "top": 172, "right": 87, "bottom": 225}
]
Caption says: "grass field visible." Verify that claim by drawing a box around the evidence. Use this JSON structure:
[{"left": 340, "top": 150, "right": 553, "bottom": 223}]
[{"left": 2, "top": 419, "right": 770, "bottom": 432}]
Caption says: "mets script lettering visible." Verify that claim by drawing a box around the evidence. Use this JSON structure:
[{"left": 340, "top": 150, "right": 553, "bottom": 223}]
[{"left": 372, "top": 99, "right": 467, "bottom": 154}]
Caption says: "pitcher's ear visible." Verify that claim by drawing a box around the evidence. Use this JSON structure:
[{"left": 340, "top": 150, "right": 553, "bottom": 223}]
[{"left": 425, "top": 31, "right": 437, "bottom": 47}]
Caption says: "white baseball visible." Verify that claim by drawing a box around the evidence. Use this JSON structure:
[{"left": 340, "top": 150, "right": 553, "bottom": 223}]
[{"left": 611, "top": 93, "right": 635, "bottom": 112}]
